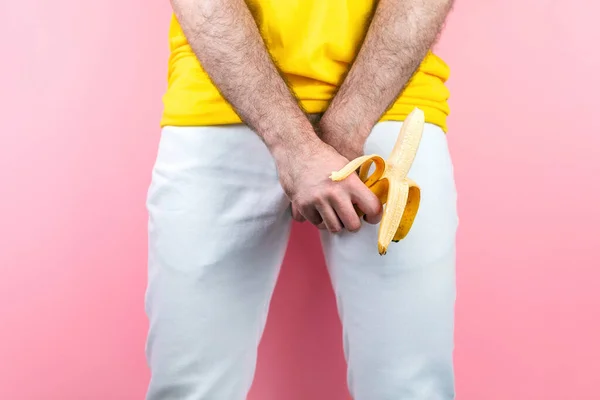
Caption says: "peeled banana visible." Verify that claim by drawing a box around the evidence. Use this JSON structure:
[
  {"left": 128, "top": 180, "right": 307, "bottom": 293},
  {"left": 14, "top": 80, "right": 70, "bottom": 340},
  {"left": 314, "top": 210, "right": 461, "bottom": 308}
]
[{"left": 329, "top": 107, "right": 425, "bottom": 255}]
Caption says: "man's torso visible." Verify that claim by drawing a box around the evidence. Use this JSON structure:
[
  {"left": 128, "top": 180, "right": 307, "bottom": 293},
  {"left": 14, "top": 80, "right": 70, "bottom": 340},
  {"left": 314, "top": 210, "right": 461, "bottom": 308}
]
[{"left": 161, "top": 0, "right": 451, "bottom": 132}]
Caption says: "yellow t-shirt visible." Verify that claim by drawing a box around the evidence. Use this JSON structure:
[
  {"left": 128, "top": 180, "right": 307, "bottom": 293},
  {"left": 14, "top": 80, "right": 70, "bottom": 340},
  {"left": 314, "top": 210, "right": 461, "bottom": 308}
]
[{"left": 161, "top": 1, "right": 451, "bottom": 132}]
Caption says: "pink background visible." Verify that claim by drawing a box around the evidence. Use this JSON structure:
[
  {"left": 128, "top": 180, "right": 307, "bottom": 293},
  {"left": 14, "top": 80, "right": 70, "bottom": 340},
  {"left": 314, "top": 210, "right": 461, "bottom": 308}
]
[{"left": 1, "top": 1, "right": 598, "bottom": 399}]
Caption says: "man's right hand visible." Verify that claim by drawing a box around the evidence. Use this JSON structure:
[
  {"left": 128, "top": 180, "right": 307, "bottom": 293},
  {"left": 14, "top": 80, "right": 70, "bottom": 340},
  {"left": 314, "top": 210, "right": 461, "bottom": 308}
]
[{"left": 275, "top": 140, "right": 383, "bottom": 233}]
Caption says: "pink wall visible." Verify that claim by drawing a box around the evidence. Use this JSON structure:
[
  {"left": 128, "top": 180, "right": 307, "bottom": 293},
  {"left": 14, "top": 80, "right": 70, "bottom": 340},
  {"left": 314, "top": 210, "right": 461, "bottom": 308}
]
[{"left": 1, "top": 1, "right": 598, "bottom": 399}]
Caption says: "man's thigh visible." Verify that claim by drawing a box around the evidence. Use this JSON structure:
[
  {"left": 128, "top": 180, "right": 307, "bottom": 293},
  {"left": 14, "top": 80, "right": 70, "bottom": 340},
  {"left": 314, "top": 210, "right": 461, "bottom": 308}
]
[
  {"left": 321, "top": 121, "right": 459, "bottom": 400},
  {"left": 145, "top": 125, "right": 292, "bottom": 399}
]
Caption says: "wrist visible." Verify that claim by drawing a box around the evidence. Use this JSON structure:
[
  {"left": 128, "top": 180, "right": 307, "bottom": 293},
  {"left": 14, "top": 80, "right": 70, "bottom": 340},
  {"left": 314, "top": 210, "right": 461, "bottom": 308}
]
[
  {"left": 318, "top": 112, "right": 370, "bottom": 159},
  {"left": 266, "top": 121, "right": 322, "bottom": 167}
]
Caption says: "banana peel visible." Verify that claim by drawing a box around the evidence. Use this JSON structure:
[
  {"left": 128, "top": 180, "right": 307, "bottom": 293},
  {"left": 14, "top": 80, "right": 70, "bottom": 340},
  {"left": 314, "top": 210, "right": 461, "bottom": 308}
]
[{"left": 329, "top": 107, "right": 425, "bottom": 255}]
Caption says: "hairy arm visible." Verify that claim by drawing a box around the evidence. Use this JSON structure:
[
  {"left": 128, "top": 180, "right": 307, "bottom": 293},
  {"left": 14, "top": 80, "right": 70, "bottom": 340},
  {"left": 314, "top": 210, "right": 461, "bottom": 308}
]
[
  {"left": 319, "top": 0, "right": 454, "bottom": 158},
  {"left": 170, "top": 0, "right": 319, "bottom": 156},
  {"left": 170, "top": 0, "right": 382, "bottom": 232}
]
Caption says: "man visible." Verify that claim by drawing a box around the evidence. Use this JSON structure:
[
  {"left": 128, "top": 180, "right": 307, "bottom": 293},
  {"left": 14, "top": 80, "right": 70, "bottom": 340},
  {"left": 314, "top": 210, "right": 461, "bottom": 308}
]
[{"left": 145, "top": 0, "right": 458, "bottom": 399}]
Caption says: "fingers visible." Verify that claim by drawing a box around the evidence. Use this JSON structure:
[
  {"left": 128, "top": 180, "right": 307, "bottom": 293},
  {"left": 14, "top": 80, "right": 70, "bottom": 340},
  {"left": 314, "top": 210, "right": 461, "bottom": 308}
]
[
  {"left": 301, "top": 206, "right": 323, "bottom": 227},
  {"left": 295, "top": 198, "right": 354, "bottom": 233},
  {"left": 291, "top": 203, "right": 306, "bottom": 222},
  {"left": 315, "top": 203, "right": 343, "bottom": 233},
  {"left": 363, "top": 210, "right": 382, "bottom": 225},
  {"left": 294, "top": 176, "right": 382, "bottom": 233},
  {"left": 297, "top": 202, "right": 336, "bottom": 231},
  {"left": 331, "top": 194, "right": 362, "bottom": 232},
  {"left": 349, "top": 178, "right": 383, "bottom": 225}
]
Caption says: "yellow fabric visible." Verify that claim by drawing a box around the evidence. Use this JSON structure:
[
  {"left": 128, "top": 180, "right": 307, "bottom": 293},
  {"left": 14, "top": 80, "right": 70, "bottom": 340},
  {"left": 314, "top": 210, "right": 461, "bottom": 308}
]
[{"left": 161, "top": 1, "right": 451, "bottom": 132}]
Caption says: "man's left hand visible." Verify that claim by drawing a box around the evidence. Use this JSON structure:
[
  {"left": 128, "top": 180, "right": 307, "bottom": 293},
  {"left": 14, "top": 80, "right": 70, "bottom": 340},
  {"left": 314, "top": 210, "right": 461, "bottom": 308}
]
[{"left": 291, "top": 114, "right": 375, "bottom": 228}]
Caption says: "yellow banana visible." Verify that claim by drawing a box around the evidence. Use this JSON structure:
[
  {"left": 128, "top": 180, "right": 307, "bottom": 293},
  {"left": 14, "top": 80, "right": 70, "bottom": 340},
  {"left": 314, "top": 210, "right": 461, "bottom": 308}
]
[{"left": 329, "top": 107, "right": 425, "bottom": 255}]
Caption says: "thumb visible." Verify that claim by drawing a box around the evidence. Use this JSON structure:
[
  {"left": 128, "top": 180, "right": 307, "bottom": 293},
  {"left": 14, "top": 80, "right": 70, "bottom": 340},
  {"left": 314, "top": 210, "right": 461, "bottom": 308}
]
[{"left": 350, "top": 179, "right": 383, "bottom": 225}]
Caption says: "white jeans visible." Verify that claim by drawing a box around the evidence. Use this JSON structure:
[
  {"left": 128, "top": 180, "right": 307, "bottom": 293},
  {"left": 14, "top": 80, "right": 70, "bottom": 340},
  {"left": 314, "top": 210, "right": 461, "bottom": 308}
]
[{"left": 145, "top": 121, "right": 459, "bottom": 400}]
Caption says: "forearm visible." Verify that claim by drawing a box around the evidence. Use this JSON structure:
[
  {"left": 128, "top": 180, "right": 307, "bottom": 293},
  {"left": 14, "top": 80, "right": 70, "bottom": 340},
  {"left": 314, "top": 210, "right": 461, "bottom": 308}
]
[
  {"left": 171, "top": 0, "right": 318, "bottom": 155},
  {"left": 321, "top": 0, "right": 454, "bottom": 146}
]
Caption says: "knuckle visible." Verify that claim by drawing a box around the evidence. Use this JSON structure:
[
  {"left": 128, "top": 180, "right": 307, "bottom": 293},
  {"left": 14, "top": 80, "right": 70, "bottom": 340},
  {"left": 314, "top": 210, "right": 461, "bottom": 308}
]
[
  {"left": 346, "top": 220, "right": 362, "bottom": 232},
  {"left": 321, "top": 187, "right": 337, "bottom": 200},
  {"left": 314, "top": 194, "right": 329, "bottom": 207}
]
